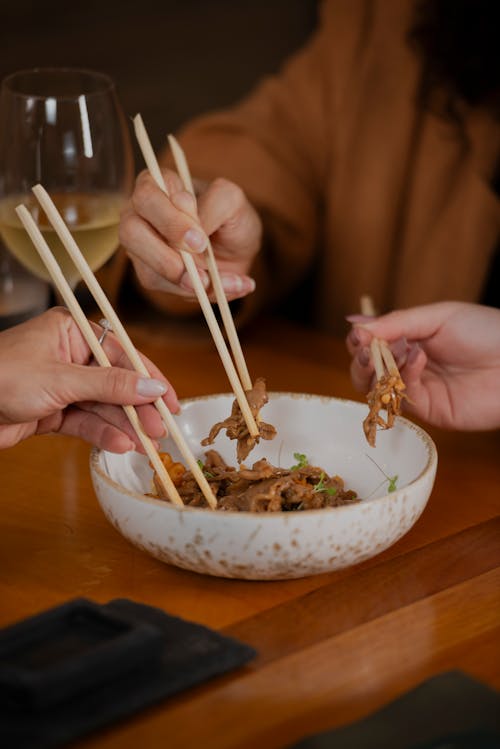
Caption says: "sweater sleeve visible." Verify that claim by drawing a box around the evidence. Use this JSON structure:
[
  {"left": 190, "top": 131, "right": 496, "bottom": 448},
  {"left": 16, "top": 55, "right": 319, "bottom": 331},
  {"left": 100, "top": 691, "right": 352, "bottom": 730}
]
[{"left": 160, "top": 5, "right": 332, "bottom": 324}]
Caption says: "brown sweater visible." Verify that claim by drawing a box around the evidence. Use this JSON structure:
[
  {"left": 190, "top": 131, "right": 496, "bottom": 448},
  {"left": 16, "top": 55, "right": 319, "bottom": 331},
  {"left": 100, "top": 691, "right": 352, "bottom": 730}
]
[{"left": 109, "top": 0, "right": 500, "bottom": 334}]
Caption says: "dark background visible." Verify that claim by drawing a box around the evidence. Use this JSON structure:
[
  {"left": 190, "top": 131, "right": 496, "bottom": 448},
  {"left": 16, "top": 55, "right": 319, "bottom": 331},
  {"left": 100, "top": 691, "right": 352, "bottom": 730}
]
[{"left": 1, "top": 0, "right": 319, "bottom": 167}]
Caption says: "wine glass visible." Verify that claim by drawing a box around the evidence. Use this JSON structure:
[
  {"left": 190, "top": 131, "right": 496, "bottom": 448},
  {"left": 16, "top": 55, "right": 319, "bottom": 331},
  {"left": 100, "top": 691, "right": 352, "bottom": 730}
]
[{"left": 0, "top": 67, "right": 133, "bottom": 294}]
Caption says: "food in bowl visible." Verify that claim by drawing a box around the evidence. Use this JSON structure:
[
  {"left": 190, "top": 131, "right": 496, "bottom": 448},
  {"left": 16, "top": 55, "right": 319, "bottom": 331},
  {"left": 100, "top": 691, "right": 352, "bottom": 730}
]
[
  {"left": 150, "top": 449, "right": 360, "bottom": 512},
  {"left": 90, "top": 394, "right": 437, "bottom": 580}
]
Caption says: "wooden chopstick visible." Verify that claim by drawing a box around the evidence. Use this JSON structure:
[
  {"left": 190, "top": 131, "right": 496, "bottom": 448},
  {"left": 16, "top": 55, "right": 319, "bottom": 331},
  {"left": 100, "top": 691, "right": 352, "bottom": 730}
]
[
  {"left": 369, "top": 337, "right": 386, "bottom": 381},
  {"left": 168, "top": 134, "right": 252, "bottom": 391},
  {"left": 379, "top": 340, "right": 400, "bottom": 378},
  {"left": 133, "top": 114, "right": 259, "bottom": 438},
  {"left": 30, "top": 185, "right": 218, "bottom": 510},
  {"left": 360, "top": 295, "right": 376, "bottom": 317},
  {"left": 15, "top": 204, "right": 183, "bottom": 507},
  {"left": 360, "top": 295, "right": 402, "bottom": 381}
]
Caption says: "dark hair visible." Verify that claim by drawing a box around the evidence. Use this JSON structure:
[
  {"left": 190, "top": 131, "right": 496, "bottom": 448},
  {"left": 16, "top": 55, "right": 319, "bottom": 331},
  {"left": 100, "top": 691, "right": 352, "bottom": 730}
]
[{"left": 409, "top": 0, "right": 500, "bottom": 120}]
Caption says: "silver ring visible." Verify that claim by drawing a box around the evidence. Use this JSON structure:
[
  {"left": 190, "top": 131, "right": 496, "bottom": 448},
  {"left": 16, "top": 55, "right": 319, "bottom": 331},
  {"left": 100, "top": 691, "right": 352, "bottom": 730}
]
[{"left": 97, "top": 318, "right": 112, "bottom": 345}]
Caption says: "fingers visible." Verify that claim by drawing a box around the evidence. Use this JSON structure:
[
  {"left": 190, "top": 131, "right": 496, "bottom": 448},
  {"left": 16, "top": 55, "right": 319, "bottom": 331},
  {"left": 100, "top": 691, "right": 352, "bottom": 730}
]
[
  {"left": 58, "top": 407, "right": 140, "bottom": 453},
  {"left": 346, "top": 302, "right": 459, "bottom": 344},
  {"left": 197, "top": 178, "right": 260, "bottom": 254},
  {"left": 350, "top": 346, "right": 374, "bottom": 393},
  {"left": 120, "top": 204, "right": 210, "bottom": 295},
  {"left": 119, "top": 168, "right": 211, "bottom": 297},
  {"left": 130, "top": 170, "right": 208, "bottom": 253},
  {"left": 77, "top": 400, "right": 166, "bottom": 448},
  {"left": 90, "top": 324, "right": 180, "bottom": 415},
  {"left": 400, "top": 344, "right": 428, "bottom": 387},
  {"left": 346, "top": 326, "right": 372, "bottom": 357},
  {"left": 347, "top": 326, "right": 410, "bottom": 392},
  {"left": 197, "top": 178, "right": 260, "bottom": 299},
  {"left": 57, "top": 363, "right": 171, "bottom": 410},
  {"left": 121, "top": 171, "right": 260, "bottom": 302}
]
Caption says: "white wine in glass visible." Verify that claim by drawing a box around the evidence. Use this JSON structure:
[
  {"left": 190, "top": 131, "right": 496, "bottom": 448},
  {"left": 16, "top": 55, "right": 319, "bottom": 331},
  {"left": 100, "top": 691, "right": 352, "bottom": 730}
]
[{"left": 0, "top": 68, "right": 133, "bottom": 291}]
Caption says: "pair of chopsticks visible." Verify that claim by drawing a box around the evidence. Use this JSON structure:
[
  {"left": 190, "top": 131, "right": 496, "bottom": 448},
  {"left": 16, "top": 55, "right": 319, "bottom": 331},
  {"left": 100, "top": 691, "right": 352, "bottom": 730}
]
[
  {"left": 17, "top": 186, "right": 218, "bottom": 509},
  {"left": 17, "top": 116, "right": 258, "bottom": 509},
  {"left": 359, "top": 296, "right": 401, "bottom": 386},
  {"left": 133, "top": 115, "right": 259, "bottom": 441}
]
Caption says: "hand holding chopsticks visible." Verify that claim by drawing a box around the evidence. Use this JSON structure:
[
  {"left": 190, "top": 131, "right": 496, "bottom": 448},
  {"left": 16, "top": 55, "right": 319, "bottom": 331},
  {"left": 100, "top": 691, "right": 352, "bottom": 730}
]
[
  {"left": 0, "top": 307, "right": 164, "bottom": 452},
  {"left": 133, "top": 115, "right": 259, "bottom": 438},
  {"left": 16, "top": 191, "right": 218, "bottom": 509}
]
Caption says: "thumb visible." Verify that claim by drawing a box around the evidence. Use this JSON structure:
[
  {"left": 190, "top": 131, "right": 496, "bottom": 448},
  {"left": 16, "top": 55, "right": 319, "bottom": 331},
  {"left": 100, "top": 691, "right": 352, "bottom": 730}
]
[{"left": 59, "top": 364, "right": 169, "bottom": 406}]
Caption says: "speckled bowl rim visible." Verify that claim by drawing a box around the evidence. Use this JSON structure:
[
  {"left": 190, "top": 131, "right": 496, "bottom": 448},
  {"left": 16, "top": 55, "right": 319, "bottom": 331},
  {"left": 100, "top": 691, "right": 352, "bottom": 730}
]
[{"left": 90, "top": 392, "right": 437, "bottom": 517}]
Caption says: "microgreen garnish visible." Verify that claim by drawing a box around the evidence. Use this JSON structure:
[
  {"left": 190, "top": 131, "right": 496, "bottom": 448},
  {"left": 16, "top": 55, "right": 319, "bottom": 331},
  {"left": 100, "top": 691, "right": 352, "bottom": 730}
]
[
  {"left": 387, "top": 475, "right": 399, "bottom": 493},
  {"left": 291, "top": 452, "right": 309, "bottom": 470},
  {"left": 197, "top": 459, "right": 214, "bottom": 479},
  {"left": 365, "top": 454, "right": 398, "bottom": 495},
  {"left": 312, "top": 472, "right": 337, "bottom": 496}
]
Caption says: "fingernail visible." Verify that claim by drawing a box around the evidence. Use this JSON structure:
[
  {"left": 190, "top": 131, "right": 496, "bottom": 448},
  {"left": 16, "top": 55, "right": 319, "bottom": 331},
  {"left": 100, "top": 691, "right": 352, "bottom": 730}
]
[
  {"left": 357, "top": 346, "right": 370, "bottom": 367},
  {"left": 136, "top": 378, "right": 168, "bottom": 397},
  {"left": 391, "top": 337, "right": 408, "bottom": 359},
  {"left": 407, "top": 344, "right": 421, "bottom": 364},
  {"left": 180, "top": 269, "right": 209, "bottom": 291},
  {"left": 221, "top": 274, "right": 242, "bottom": 294},
  {"left": 220, "top": 274, "right": 256, "bottom": 295},
  {"left": 182, "top": 228, "right": 207, "bottom": 253},
  {"left": 347, "top": 329, "right": 360, "bottom": 347}
]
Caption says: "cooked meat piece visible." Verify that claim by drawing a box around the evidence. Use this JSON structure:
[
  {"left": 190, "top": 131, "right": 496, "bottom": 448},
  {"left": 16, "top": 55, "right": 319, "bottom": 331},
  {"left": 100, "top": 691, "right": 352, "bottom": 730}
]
[
  {"left": 204, "top": 450, "right": 230, "bottom": 470},
  {"left": 363, "top": 374, "right": 407, "bottom": 447},
  {"left": 238, "top": 458, "right": 283, "bottom": 482},
  {"left": 150, "top": 450, "right": 360, "bottom": 511},
  {"left": 201, "top": 377, "right": 277, "bottom": 462}
]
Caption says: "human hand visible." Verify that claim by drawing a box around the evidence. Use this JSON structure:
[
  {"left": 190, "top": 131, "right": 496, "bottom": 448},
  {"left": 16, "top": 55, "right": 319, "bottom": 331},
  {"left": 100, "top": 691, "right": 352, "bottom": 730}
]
[
  {"left": 119, "top": 169, "right": 262, "bottom": 302},
  {"left": 0, "top": 307, "right": 180, "bottom": 451},
  {"left": 346, "top": 302, "right": 500, "bottom": 430}
]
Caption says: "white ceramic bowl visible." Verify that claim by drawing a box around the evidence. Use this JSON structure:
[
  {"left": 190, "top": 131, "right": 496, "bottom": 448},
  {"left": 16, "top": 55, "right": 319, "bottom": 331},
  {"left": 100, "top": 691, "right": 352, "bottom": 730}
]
[{"left": 90, "top": 393, "right": 437, "bottom": 580}]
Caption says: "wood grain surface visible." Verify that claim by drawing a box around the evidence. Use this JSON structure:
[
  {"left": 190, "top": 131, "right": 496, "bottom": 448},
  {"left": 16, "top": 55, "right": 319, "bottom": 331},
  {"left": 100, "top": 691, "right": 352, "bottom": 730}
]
[{"left": 1, "top": 316, "right": 499, "bottom": 748}]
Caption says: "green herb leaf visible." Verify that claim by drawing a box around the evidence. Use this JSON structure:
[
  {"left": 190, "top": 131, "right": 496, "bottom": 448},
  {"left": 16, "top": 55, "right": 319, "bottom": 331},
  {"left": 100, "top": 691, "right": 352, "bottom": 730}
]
[
  {"left": 365, "top": 454, "right": 399, "bottom": 495},
  {"left": 387, "top": 475, "right": 398, "bottom": 492},
  {"left": 197, "top": 459, "right": 214, "bottom": 480},
  {"left": 291, "top": 452, "right": 308, "bottom": 470},
  {"left": 312, "top": 472, "right": 336, "bottom": 495}
]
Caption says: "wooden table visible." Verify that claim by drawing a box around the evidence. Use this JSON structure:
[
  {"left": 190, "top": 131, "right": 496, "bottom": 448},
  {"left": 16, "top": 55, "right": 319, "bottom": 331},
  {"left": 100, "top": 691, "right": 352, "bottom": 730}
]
[{"left": 1, "top": 316, "right": 499, "bottom": 748}]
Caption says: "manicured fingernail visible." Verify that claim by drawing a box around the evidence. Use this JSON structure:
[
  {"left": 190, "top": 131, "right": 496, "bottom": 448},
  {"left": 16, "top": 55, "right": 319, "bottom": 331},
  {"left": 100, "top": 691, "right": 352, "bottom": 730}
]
[
  {"left": 182, "top": 228, "right": 207, "bottom": 253},
  {"left": 180, "top": 269, "right": 209, "bottom": 291},
  {"left": 347, "top": 329, "right": 360, "bottom": 347},
  {"left": 357, "top": 346, "right": 370, "bottom": 367},
  {"left": 221, "top": 274, "right": 242, "bottom": 294},
  {"left": 220, "top": 274, "right": 255, "bottom": 295},
  {"left": 407, "top": 344, "right": 421, "bottom": 364},
  {"left": 136, "top": 378, "right": 168, "bottom": 397},
  {"left": 391, "top": 337, "right": 407, "bottom": 358}
]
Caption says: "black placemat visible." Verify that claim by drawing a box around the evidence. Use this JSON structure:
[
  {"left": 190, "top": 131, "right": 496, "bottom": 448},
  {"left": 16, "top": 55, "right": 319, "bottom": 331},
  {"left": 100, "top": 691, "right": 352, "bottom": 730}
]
[
  {"left": 0, "top": 598, "right": 256, "bottom": 749},
  {"left": 289, "top": 671, "right": 500, "bottom": 749}
]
